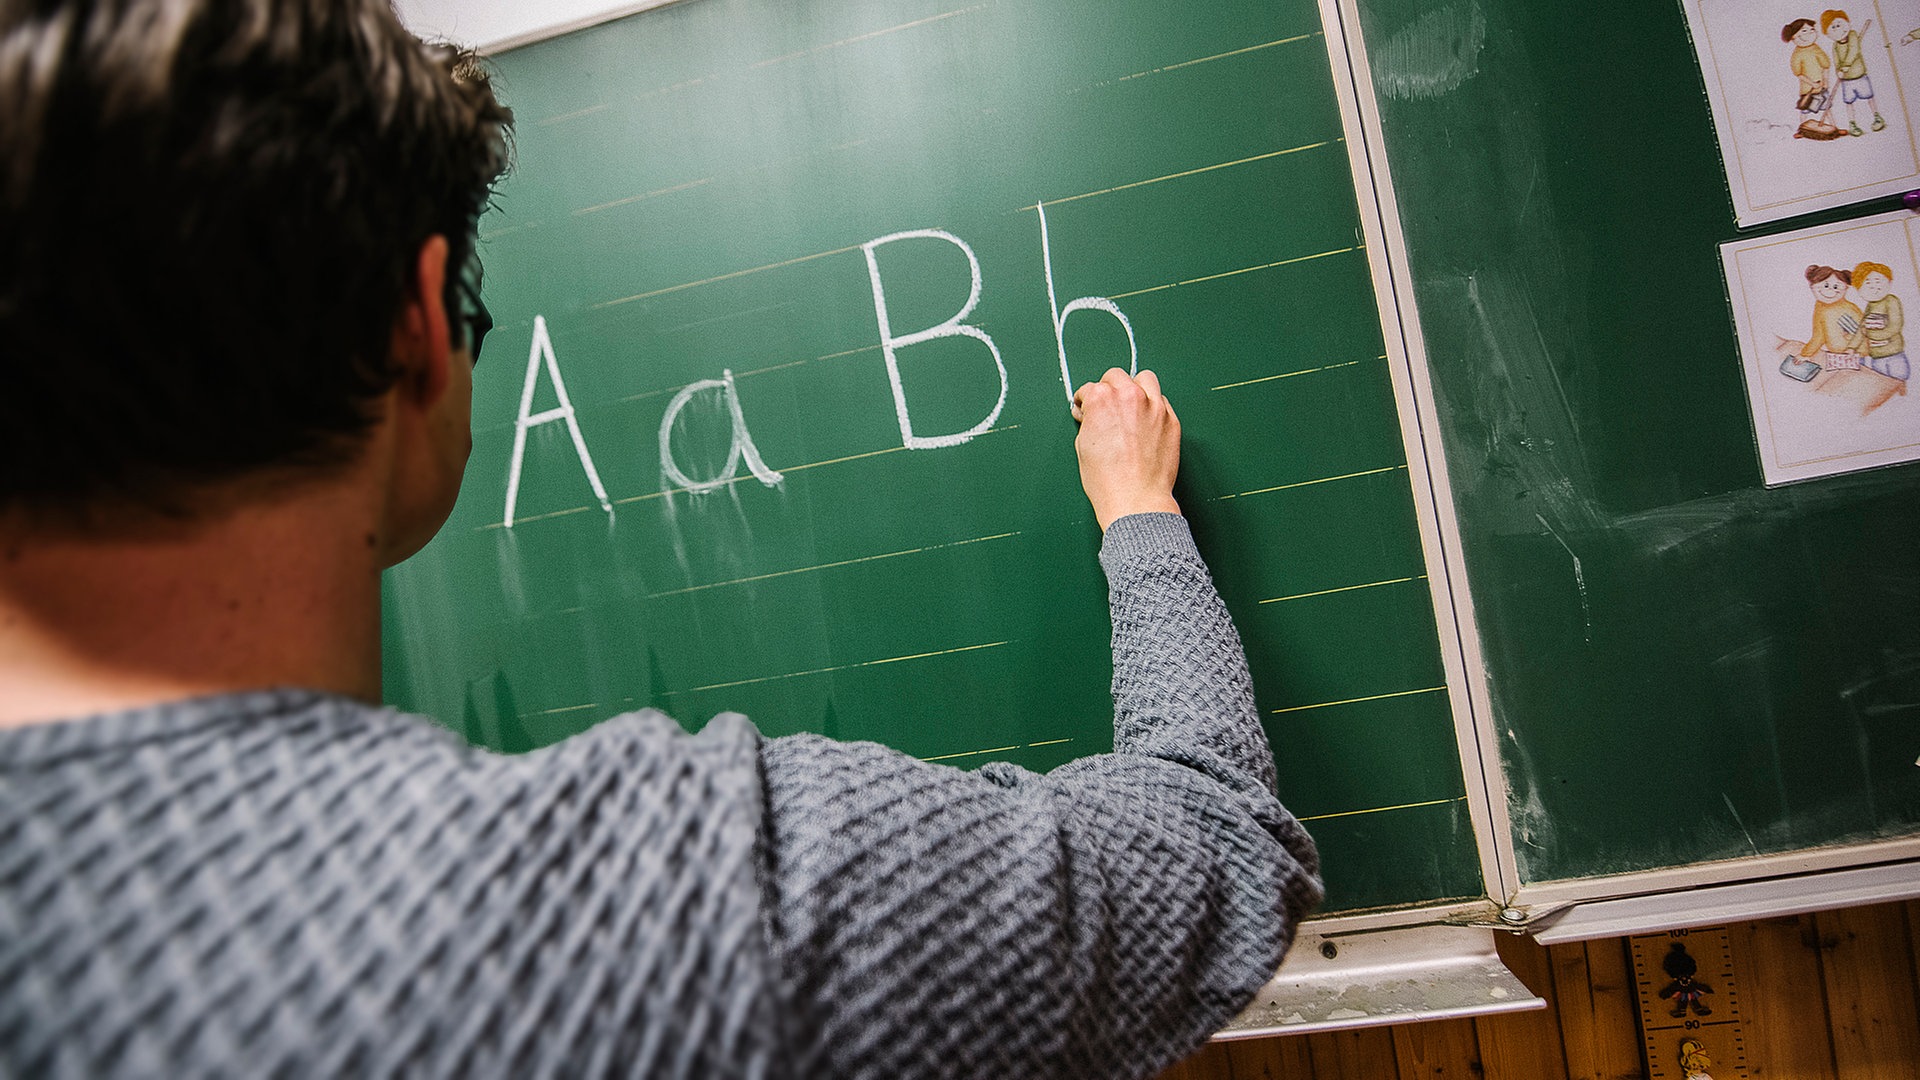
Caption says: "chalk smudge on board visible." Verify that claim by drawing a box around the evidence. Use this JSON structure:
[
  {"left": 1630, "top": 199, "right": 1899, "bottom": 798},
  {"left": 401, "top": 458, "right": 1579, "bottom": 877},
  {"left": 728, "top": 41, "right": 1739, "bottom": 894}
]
[
  {"left": 1612, "top": 468, "right": 1919, "bottom": 558},
  {"left": 1449, "top": 269, "right": 1604, "bottom": 535},
  {"left": 495, "top": 525, "right": 529, "bottom": 619},
  {"left": 1372, "top": 2, "right": 1487, "bottom": 101},
  {"left": 1721, "top": 793, "right": 1760, "bottom": 857},
  {"left": 1534, "top": 512, "right": 1590, "bottom": 642},
  {"left": 1501, "top": 724, "right": 1556, "bottom": 875}
]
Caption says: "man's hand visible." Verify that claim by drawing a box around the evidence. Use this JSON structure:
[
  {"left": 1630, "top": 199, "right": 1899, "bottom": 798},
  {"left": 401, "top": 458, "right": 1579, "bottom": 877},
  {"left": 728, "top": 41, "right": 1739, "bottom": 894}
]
[{"left": 1071, "top": 368, "right": 1182, "bottom": 531}]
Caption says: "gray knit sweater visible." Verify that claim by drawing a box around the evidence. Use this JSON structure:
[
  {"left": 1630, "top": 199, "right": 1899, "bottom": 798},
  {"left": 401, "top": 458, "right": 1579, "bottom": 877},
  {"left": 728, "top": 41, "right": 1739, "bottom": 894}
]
[{"left": 0, "top": 513, "right": 1321, "bottom": 1079}]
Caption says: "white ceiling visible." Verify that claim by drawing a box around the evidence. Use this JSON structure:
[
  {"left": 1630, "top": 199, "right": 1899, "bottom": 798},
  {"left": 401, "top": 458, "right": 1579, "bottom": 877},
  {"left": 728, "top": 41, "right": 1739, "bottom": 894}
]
[{"left": 391, "top": 0, "right": 680, "bottom": 53}]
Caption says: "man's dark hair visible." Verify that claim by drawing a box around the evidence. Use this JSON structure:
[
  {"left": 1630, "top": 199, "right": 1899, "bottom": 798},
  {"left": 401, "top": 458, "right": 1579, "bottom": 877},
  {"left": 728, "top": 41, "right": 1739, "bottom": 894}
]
[{"left": 0, "top": 0, "right": 512, "bottom": 518}]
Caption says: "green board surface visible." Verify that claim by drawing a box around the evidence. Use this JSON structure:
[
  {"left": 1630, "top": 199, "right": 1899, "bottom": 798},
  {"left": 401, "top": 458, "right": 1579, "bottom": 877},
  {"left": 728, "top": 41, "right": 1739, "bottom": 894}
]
[
  {"left": 1351, "top": 0, "right": 1920, "bottom": 886},
  {"left": 381, "top": 0, "right": 1483, "bottom": 913}
]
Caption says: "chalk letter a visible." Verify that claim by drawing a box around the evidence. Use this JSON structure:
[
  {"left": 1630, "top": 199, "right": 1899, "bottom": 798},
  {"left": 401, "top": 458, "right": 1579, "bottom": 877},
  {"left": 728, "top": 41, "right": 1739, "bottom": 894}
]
[
  {"left": 1038, "top": 201, "right": 1137, "bottom": 405},
  {"left": 862, "top": 229, "right": 1008, "bottom": 450},
  {"left": 658, "top": 369, "right": 784, "bottom": 494},
  {"left": 503, "top": 315, "right": 613, "bottom": 529}
]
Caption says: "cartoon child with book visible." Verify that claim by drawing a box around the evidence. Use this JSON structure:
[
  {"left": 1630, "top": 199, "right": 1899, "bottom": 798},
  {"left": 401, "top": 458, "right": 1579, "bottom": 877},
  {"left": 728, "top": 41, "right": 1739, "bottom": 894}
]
[
  {"left": 1776, "top": 263, "right": 1906, "bottom": 415},
  {"left": 1786, "top": 18, "right": 1839, "bottom": 138},
  {"left": 1848, "top": 261, "right": 1908, "bottom": 384}
]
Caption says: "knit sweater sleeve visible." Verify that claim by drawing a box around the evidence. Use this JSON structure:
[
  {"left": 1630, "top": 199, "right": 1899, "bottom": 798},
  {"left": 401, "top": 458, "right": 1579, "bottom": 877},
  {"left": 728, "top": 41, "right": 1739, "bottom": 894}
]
[{"left": 757, "top": 513, "right": 1322, "bottom": 1080}]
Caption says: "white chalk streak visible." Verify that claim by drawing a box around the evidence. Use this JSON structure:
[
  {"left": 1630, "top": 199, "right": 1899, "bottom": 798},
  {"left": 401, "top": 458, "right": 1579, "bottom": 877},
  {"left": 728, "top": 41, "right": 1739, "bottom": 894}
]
[
  {"left": 592, "top": 244, "right": 865, "bottom": 310},
  {"left": 1258, "top": 575, "right": 1426, "bottom": 605},
  {"left": 1109, "top": 246, "right": 1361, "bottom": 300},
  {"left": 1270, "top": 685, "right": 1448, "bottom": 715},
  {"left": 1216, "top": 463, "right": 1406, "bottom": 501},
  {"left": 647, "top": 531, "right": 1020, "bottom": 598},
  {"left": 1211, "top": 355, "right": 1382, "bottom": 391},
  {"left": 1033, "top": 141, "right": 1337, "bottom": 209},
  {"left": 1534, "top": 512, "right": 1591, "bottom": 642},
  {"left": 682, "top": 640, "right": 1009, "bottom": 693},
  {"left": 1298, "top": 795, "right": 1467, "bottom": 823}
]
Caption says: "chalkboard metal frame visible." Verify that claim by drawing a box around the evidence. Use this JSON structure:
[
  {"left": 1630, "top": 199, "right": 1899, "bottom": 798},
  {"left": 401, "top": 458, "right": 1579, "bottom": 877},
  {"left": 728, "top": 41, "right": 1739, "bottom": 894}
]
[{"left": 1316, "top": 0, "right": 1512, "bottom": 915}]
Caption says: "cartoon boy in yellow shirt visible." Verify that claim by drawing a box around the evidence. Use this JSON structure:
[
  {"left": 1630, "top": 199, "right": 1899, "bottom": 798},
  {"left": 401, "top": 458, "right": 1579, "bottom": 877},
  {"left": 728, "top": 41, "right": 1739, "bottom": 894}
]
[
  {"left": 1822, "top": 10, "right": 1884, "bottom": 135},
  {"left": 1849, "top": 261, "right": 1908, "bottom": 382}
]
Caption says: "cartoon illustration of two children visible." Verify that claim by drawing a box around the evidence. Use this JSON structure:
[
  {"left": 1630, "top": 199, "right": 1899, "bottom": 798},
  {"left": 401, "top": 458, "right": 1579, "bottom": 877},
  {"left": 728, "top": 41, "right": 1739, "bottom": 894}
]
[
  {"left": 1775, "top": 260, "right": 1909, "bottom": 415},
  {"left": 1786, "top": 10, "right": 1885, "bottom": 139}
]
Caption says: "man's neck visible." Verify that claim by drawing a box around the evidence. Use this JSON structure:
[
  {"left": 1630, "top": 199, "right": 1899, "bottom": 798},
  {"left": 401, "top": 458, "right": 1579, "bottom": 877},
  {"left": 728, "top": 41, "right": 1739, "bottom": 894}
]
[{"left": 0, "top": 481, "right": 389, "bottom": 729}]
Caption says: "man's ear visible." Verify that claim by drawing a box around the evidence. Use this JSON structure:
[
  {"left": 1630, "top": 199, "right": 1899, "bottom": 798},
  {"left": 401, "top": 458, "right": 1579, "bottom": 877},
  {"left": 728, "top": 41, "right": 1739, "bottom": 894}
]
[{"left": 391, "top": 235, "right": 454, "bottom": 407}]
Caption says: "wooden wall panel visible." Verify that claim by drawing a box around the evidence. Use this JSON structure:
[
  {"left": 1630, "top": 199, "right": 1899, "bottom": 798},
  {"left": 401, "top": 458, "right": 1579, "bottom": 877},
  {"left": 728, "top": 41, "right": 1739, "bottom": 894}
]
[
  {"left": 1731, "top": 914, "right": 1837, "bottom": 1080},
  {"left": 1157, "top": 900, "right": 1920, "bottom": 1080},
  {"left": 1306, "top": 1027, "right": 1402, "bottom": 1080},
  {"left": 1816, "top": 905, "right": 1920, "bottom": 1080},
  {"left": 1389, "top": 1017, "right": 1478, "bottom": 1078},
  {"left": 1474, "top": 932, "right": 1571, "bottom": 1079},
  {"left": 1552, "top": 938, "right": 1643, "bottom": 1080}
]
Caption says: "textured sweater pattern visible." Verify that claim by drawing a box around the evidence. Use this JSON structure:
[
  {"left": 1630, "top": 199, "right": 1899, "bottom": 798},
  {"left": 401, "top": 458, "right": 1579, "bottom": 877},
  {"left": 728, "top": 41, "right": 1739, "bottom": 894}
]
[{"left": 0, "top": 513, "right": 1321, "bottom": 1078}]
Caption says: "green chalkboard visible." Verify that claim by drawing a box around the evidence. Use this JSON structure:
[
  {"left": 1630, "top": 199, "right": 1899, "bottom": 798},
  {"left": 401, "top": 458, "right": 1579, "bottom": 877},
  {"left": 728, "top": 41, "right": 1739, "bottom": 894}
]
[
  {"left": 381, "top": 0, "right": 1483, "bottom": 914},
  {"left": 1350, "top": 0, "right": 1920, "bottom": 887}
]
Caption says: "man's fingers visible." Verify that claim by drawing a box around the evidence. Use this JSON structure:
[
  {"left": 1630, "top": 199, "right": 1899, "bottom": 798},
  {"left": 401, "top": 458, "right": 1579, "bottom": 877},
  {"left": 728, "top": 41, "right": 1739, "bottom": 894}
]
[
  {"left": 1070, "top": 379, "right": 1100, "bottom": 423},
  {"left": 1075, "top": 369, "right": 1176, "bottom": 423}
]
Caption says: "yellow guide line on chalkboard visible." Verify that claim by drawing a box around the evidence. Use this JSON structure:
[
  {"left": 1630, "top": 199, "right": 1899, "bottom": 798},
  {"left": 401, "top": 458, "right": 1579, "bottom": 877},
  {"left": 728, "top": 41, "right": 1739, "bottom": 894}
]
[
  {"left": 613, "top": 344, "right": 882, "bottom": 406},
  {"left": 530, "top": 702, "right": 602, "bottom": 717},
  {"left": 921, "top": 737, "right": 1074, "bottom": 763},
  {"left": 592, "top": 243, "right": 867, "bottom": 310},
  {"left": 648, "top": 531, "right": 1020, "bottom": 598},
  {"left": 681, "top": 640, "right": 1009, "bottom": 694},
  {"left": 1258, "top": 575, "right": 1426, "bottom": 605},
  {"left": 1211, "top": 355, "right": 1385, "bottom": 392},
  {"left": 538, "top": 6, "right": 989, "bottom": 127},
  {"left": 1032, "top": 140, "right": 1338, "bottom": 209},
  {"left": 574, "top": 175, "right": 716, "bottom": 217},
  {"left": 1215, "top": 463, "right": 1406, "bottom": 502},
  {"left": 1113, "top": 32, "right": 1321, "bottom": 84},
  {"left": 1298, "top": 796, "right": 1467, "bottom": 823},
  {"left": 1107, "top": 246, "right": 1361, "bottom": 301},
  {"left": 1270, "top": 686, "right": 1448, "bottom": 715},
  {"left": 749, "top": 4, "right": 989, "bottom": 71},
  {"left": 477, "top": 427, "right": 1020, "bottom": 530}
]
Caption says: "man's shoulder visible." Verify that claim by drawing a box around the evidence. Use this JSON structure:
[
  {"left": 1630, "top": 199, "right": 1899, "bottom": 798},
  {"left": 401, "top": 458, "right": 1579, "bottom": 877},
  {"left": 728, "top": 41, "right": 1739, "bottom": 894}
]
[{"left": 1, "top": 690, "right": 768, "bottom": 799}]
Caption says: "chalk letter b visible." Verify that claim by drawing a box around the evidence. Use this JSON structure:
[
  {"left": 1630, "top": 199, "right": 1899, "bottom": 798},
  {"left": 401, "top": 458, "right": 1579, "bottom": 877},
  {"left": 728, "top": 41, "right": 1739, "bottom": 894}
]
[
  {"left": 861, "top": 229, "right": 1008, "bottom": 450},
  {"left": 1038, "top": 201, "right": 1137, "bottom": 405}
]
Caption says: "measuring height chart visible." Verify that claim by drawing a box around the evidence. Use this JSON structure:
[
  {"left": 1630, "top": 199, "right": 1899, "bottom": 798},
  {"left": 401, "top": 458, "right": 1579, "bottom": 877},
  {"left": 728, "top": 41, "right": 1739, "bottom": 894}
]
[{"left": 1632, "top": 928, "right": 1751, "bottom": 1080}]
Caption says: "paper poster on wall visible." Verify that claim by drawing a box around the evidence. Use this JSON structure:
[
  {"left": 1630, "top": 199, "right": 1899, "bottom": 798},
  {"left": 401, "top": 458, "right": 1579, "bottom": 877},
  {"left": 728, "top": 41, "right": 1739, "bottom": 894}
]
[
  {"left": 1723, "top": 209, "right": 1920, "bottom": 483},
  {"left": 1683, "top": 0, "right": 1920, "bottom": 225}
]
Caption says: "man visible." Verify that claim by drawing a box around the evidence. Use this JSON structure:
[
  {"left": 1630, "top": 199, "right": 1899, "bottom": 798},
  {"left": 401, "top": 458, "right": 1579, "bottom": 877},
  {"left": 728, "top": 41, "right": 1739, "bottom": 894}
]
[{"left": 0, "top": 2, "right": 1321, "bottom": 1077}]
